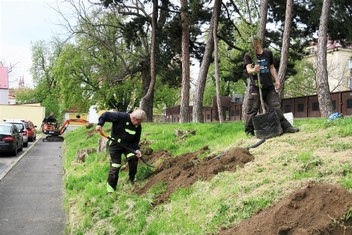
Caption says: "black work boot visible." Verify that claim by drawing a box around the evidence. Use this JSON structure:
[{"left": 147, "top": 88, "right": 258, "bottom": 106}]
[
  {"left": 129, "top": 179, "right": 135, "bottom": 185},
  {"left": 284, "top": 127, "right": 299, "bottom": 133},
  {"left": 245, "top": 130, "right": 255, "bottom": 136}
]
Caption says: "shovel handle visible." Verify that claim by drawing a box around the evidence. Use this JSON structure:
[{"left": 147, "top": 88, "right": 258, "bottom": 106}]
[
  {"left": 98, "top": 129, "right": 154, "bottom": 168},
  {"left": 98, "top": 129, "right": 115, "bottom": 142},
  {"left": 257, "top": 73, "right": 267, "bottom": 114}
]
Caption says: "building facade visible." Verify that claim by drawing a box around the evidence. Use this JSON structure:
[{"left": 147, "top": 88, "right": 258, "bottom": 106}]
[{"left": 305, "top": 41, "right": 352, "bottom": 92}]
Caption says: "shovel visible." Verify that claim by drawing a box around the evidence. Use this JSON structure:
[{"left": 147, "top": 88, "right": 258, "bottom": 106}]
[
  {"left": 252, "top": 72, "right": 282, "bottom": 139},
  {"left": 98, "top": 129, "right": 154, "bottom": 168}
]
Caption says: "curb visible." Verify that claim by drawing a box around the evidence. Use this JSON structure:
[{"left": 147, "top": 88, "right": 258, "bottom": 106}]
[{"left": 0, "top": 137, "right": 41, "bottom": 181}]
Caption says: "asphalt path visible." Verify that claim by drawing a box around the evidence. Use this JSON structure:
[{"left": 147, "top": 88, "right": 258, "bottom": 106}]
[
  {"left": 0, "top": 137, "right": 66, "bottom": 235},
  {"left": 0, "top": 140, "right": 36, "bottom": 180}
]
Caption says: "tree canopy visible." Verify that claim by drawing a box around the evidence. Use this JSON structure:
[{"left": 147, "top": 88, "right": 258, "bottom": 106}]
[{"left": 18, "top": 0, "right": 352, "bottom": 119}]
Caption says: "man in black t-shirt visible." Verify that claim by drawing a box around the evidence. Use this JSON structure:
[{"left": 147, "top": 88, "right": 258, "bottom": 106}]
[{"left": 243, "top": 36, "right": 299, "bottom": 136}]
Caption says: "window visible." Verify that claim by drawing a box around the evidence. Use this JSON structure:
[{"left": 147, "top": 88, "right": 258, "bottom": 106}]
[
  {"left": 332, "top": 100, "right": 336, "bottom": 110},
  {"left": 312, "top": 102, "right": 319, "bottom": 111},
  {"left": 235, "top": 110, "right": 240, "bottom": 116},
  {"left": 347, "top": 99, "right": 352, "bottom": 109},
  {"left": 284, "top": 104, "right": 291, "bottom": 113},
  {"left": 297, "top": 103, "right": 304, "bottom": 112}
]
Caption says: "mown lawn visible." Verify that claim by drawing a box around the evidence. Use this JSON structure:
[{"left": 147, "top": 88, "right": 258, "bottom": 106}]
[{"left": 62, "top": 117, "right": 352, "bottom": 235}]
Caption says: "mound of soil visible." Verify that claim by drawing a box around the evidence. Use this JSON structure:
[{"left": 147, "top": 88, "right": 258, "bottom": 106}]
[
  {"left": 136, "top": 146, "right": 254, "bottom": 205},
  {"left": 219, "top": 182, "right": 352, "bottom": 235}
]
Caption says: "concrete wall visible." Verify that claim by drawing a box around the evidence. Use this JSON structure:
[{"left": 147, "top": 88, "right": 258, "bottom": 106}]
[
  {"left": 0, "top": 89, "right": 9, "bottom": 105},
  {"left": 0, "top": 103, "right": 45, "bottom": 128}
]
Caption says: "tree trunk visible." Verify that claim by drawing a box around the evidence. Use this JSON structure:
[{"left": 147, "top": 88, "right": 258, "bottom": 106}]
[
  {"left": 192, "top": 0, "right": 222, "bottom": 123},
  {"left": 140, "top": 0, "right": 158, "bottom": 122},
  {"left": 258, "top": 0, "right": 268, "bottom": 41},
  {"left": 278, "top": 0, "right": 293, "bottom": 98},
  {"left": 140, "top": 68, "right": 153, "bottom": 119},
  {"left": 179, "top": 0, "right": 190, "bottom": 123},
  {"left": 316, "top": 0, "right": 334, "bottom": 118},
  {"left": 213, "top": 0, "right": 223, "bottom": 123}
]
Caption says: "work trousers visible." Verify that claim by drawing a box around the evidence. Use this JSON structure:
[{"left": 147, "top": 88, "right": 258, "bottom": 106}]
[
  {"left": 106, "top": 143, "right": 138, "bottom": 192},
  {"left": 245, "top": 86, "right": 293, "bottom": 133}
]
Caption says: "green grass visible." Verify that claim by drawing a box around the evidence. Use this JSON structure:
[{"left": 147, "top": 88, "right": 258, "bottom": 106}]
[
  {"left": 143, "top": 122, "right": 245, "bottom": 156},
  {"left": 62, "top": 117, "right": 352, "bottom": 234}
]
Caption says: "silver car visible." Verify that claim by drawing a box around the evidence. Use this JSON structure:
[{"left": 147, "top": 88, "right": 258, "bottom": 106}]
[{"left": 3, "top": 120, "right": 29, "bottom": 147}]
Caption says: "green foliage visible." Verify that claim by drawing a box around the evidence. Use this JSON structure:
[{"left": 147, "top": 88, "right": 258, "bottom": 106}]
[
  {"left": 13, "top": 88, "right": 39, "bottom": 104},
  {"left": 153, "top": 79, "right": 180, "bottom": 113},
  {"left": 284, "top": 60, "right": 317, "bottom": 98},
  {"left": 52, "top": 44, "right": 96, "bottom": 112}
]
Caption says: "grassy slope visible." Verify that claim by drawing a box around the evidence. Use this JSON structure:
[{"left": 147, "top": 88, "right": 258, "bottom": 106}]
[{"left": 63, "top": 118, "right": 352, "bottom": 235}]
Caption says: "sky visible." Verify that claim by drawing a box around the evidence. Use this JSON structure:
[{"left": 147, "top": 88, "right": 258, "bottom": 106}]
[
  {"left": 0, "top": 0, "right": 71, "bottom": 88},
  {"left": 0, "top": 0, "right": 199, "bottom": 89}
]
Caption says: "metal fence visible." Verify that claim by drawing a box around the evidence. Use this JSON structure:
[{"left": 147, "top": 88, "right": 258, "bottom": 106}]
[{"left": 164, "top": 90, "right": 352, "bottom": 123}]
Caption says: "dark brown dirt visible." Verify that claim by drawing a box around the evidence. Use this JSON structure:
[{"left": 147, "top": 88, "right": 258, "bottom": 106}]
[
  {"left": 135, "top": 145, "right": 352, "bottom": 235},
  {"left": 136, "top": 146, "right": 254, "bottom": 205},
  {"left": 218, "top": 181, "right": 352, "bottom": 235}
]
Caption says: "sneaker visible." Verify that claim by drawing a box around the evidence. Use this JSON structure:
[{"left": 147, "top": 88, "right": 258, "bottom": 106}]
[{"left": 284, "top": 127, "right": 299, "bottom": 133}]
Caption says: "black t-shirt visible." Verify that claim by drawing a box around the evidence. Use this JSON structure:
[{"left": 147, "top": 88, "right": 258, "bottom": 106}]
[{"left": 244, "top": 49, "right": 275, "bottom": 89}]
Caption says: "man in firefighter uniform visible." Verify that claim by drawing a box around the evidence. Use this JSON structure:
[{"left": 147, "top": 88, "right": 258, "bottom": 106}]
[{"left": 95, "top": 109, "right": 147, "bottom": 194}]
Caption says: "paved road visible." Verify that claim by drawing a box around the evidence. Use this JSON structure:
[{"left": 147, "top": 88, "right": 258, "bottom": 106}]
[
  {"left": 0, "top": 140, "right": 36, "bottom": 180},
  {"left": 0, "top": 138, "right": 66, "bottom": 235}
]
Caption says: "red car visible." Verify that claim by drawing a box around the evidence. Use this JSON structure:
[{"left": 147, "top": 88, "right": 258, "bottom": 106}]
[{"left": 21, "top": 120, "right": 37, "bottom": 142}]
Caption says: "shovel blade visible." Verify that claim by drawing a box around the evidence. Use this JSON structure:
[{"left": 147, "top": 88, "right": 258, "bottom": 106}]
[{"left": 253, "top": 111, "right": 283, "bottom": 139}]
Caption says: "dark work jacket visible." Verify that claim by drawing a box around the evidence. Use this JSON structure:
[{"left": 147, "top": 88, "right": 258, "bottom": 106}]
[{"left": 98, "top": 112, "right": 141, "bottom": 150}]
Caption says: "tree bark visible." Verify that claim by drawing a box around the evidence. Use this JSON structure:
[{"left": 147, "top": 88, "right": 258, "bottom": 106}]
[
  {"left": 192, "top": 0, "right": 222, "bottom": 123},
  {"left": 258, "top": 0, "right": 268, "bottom": 41},
  {"left": 140, "top": 0, "right": 158, "bottom": 121},
  {"left": 213, "top": 0, "right": 223, "bottom": 123},
  {"left": 316, "top": 0, "right": 334, "bottom": 118},
  {"left": 179, "top": 0, "right": 191, "bottom": 123},
  {"left": 278, "top": 0, "right": 293, "bottom": 98}
]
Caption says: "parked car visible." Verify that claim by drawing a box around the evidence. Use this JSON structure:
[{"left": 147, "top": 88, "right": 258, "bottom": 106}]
[
  {"left": 21, "top": 120, "right": 37, "bottom": 141},
  {"left": 2, "top": 120, "right": 29, "bottom": 147},
  {"left": 0, "top": 123, "right": 23, "bottom": 156}
]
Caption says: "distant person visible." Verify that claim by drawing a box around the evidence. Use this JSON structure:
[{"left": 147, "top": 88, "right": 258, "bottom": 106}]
[
  {"left": 95, "top": 109, "right": 147, "bottom": 195},
  {"left": 42, "top": 112, "right": 58, "bottom": 130},
  {"left": 46, "top": 112, "right": 56, "bottom": 123},
  {"left": 243, "top": 35, "right": 299, "bottom": 136}
]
